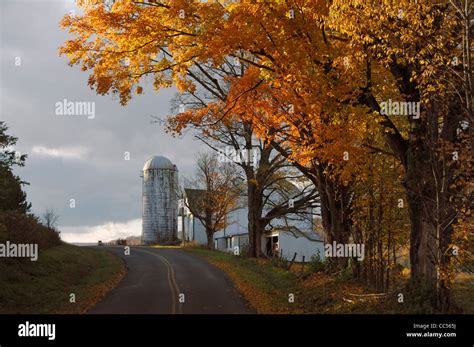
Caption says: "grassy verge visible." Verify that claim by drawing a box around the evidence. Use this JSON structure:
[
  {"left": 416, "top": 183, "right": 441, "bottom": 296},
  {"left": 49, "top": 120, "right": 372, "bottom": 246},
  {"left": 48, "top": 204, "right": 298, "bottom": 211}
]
[
  {"left": 0, "top": 243, "right": 125, "bottom": 314},
  {"left": 185, "top": 247, "right": 473, "bottom": 314}
]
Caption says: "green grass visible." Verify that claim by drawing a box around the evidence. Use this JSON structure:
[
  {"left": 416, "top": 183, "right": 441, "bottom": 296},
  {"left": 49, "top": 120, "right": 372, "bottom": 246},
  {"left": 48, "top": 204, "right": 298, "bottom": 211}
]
[{"left": 0, "top": 243, "right": 125, "bottom": 314}]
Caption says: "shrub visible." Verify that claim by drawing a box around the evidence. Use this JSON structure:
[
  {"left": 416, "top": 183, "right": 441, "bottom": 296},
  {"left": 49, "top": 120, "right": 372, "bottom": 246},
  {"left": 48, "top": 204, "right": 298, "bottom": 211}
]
[
  {"left": 308, "top": 251, "right": 325, "bottom": 273},
  {"left": 269, "top": 252, "right": 292, "bottom": 270},
  {"left": 337, "top": 266, "right": 354, "bottom": 282}
]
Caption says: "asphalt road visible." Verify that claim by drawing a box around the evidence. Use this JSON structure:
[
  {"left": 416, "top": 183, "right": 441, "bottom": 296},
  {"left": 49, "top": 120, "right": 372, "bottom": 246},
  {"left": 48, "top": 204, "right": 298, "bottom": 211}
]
[{"left": 88, "top": 246, "right": 252, "bottom": 314}]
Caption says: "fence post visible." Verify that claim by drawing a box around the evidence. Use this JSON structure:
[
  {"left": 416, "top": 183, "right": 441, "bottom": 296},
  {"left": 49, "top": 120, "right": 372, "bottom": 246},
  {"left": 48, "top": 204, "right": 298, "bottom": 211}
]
[{"left": 287, "top": 252, "right": 297, "bottom": 271}]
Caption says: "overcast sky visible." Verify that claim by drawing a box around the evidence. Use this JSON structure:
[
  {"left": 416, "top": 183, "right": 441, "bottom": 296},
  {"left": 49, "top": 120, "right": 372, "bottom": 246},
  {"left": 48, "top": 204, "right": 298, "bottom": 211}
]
[{"left": 0, "top": 0, "right": 205, "bottom": 242}]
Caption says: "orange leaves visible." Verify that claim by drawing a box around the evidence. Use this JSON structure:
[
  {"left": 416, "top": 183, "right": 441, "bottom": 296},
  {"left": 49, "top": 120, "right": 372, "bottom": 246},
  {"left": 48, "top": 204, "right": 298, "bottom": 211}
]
[
  {"left": 59, "top": 0, "right": 457, "bottom": 184},
  {"left": 58, "top": 1, "right": 384, "bottom": 189},
  {"left": 166, "top": 99, "right": 225, "bottom": 137},
  {"left": 60, "top": 0, "right": 198, "bottom": 104}
]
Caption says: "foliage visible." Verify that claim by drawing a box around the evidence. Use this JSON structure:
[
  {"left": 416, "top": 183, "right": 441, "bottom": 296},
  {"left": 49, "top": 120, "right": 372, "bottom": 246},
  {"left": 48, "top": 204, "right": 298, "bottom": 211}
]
[
  {"left": 0, "top": 122, "right": 30, "bottom": 214},
  {"left": 0, "top": 165, "right": 30, "bottom": 214},
  {"left": 351, "top": 135, "right": 410, "bottom": 292},
  {"left": 185, "top": 152, "right": 240, "bottom": 248},
  {"left": 308, "top": 251, "right": 325, "bottom": 273},
  {"left": 0, "top": 121, "right": 26, "bottom": 168}
]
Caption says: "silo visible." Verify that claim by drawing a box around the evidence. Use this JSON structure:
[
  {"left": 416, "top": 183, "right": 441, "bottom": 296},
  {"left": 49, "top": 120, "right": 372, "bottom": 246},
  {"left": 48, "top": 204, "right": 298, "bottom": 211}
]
[{"left": 141, "top": 155, "right": 179, "bottom": 245}]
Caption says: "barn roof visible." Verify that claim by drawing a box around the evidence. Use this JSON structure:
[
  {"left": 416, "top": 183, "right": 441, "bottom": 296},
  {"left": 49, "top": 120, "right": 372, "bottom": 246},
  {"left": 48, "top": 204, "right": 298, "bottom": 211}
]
[{"left": 184, "top": 188, "right": 206, "bottom": 212}]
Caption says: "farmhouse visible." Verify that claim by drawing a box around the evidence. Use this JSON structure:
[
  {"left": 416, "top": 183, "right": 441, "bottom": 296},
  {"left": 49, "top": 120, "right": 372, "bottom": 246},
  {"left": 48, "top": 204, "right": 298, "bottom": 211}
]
[{"left": 178, "top": 186, "right": 325, "bottom": 263}]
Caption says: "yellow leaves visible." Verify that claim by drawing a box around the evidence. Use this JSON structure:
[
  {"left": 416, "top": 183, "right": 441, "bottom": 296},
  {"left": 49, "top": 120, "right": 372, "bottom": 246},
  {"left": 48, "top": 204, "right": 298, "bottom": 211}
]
[
  {"left": 174, "top": 76, "right": 196, "bottom": 94},
  {"left": 259, "top": 60, "right": 276, "bottom": 81},
  {"left": 59, "top": 0, "right": 461, "bottom": 178}
]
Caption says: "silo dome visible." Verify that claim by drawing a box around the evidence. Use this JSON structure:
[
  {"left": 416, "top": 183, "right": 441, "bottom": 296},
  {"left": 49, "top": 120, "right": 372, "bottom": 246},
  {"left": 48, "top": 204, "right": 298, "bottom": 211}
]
[
  {"left": 143, "top": 156, "right": 176, "bottom": 171},
  {"left": 141, "top": 155, "right": 179, "bottom": 245}
]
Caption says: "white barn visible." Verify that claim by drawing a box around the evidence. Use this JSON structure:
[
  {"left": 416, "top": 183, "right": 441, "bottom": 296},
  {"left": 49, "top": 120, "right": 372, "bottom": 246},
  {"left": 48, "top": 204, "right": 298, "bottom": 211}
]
[{"left": 178, "top": 187, "right": 325, "bottom": 263}]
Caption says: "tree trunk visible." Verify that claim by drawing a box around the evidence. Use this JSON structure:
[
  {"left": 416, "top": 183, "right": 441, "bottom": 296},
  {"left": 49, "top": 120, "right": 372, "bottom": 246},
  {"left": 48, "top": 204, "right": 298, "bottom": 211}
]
[
  {"left": 247, "top": 179, "right": 264, "bottom": 257},
  {"left": 352, "top": 225, "right": 363, "bottom": 280},
  {"left": 406, "top": 193, "right": 438, "bottom": 307},
  {"left": 405, "top": 138, "right": 453, "bottom": 312},
  {"left": 318, "top": 170, "right": 352, "bottom": 269},
  {"left": 205, "top": 211, "right": 214, "bottom": 250},
  {"left": 206, "top": 228, "right": 214, "bottom": 250}
]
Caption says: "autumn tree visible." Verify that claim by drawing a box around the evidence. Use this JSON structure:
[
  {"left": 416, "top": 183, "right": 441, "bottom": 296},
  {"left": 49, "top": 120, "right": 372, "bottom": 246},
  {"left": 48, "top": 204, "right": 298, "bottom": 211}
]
[
  {"left": 166, "top": 61, "right": 320, "bottom": 257},
  {"left": 328, "top": 0, "right": 472, "bottom": 312},
  {"left": 180, "top": 1, "right": 374, "bottom": 268},
  {"left": 351, "top": 135, "right": 410, "bottom": 292},
  {"left": 218, "top": 0, "right": 472, "bottom": 309},
  {"left": 185, "top": 152, "right": 239, "bottom": 249},
  {"left": 175, "top": 0, "right": 471, "bottom": 310}
]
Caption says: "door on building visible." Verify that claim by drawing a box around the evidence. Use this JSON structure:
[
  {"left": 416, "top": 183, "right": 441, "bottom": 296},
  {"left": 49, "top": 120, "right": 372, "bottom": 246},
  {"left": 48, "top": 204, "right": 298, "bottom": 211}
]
[{"left": 266, "top": 235, "right": 279, "bottom": 257}]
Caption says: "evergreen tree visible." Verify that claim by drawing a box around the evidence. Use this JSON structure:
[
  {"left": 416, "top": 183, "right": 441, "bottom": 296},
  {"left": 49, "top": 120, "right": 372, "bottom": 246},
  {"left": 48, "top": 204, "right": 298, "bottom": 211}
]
[{"left": 0, "top": 121, "right": 31, "bottom": 213}]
